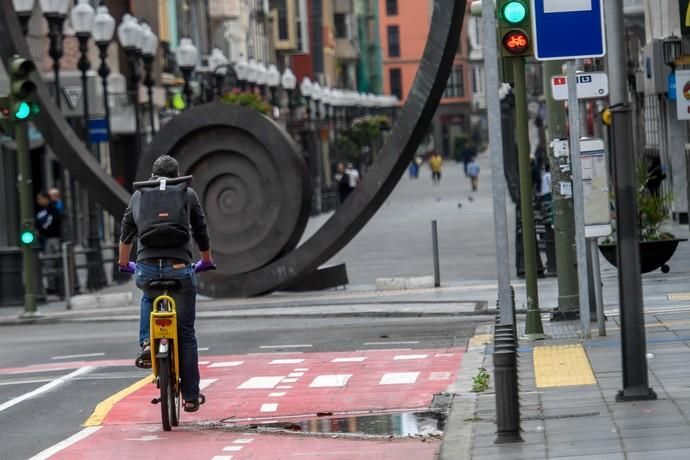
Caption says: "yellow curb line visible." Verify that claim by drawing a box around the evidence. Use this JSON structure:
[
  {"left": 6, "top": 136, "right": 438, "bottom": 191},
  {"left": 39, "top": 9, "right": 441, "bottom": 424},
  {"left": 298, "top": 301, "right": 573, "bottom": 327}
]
[{"left": 82, "top": 375, "right": 151, "bottom": 427}]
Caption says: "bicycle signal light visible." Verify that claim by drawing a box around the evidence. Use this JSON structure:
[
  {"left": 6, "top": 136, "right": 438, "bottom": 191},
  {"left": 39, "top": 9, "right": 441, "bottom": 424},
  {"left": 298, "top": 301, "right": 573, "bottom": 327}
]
[{"left": 503, "top": 30, "right": 530, "bottom": 55}]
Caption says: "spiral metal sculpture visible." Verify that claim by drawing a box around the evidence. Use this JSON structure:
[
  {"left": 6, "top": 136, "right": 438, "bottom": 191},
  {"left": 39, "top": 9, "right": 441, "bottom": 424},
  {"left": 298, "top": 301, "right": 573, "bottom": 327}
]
[{"left": 0, "top": 0, "right": 466, "bottom": 297}]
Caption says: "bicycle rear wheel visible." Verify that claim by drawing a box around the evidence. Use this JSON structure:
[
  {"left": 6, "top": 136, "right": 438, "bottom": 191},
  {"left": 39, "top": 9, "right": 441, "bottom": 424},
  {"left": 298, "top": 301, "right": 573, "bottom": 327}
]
[{"left": 158, "top": 356, "right": 172, "bottom": 431}]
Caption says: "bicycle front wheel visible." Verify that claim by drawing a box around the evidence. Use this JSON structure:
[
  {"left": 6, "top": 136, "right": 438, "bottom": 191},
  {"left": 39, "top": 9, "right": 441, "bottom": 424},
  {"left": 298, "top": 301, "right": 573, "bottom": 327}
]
[{"left": 158, "top": 357, "right": 172, "bottom": 431}]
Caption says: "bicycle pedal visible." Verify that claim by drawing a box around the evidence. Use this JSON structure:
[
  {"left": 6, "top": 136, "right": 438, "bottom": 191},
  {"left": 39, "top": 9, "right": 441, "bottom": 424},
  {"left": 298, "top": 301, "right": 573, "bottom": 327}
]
[{"left": 151, "top": 398, "right": 160, "bottom": 405}]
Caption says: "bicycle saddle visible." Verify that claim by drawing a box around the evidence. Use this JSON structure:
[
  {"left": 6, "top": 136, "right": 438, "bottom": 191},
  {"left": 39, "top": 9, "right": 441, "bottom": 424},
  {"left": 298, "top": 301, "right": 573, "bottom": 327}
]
[{"left": 147, "top": 280, "right": 181, "bottom": 291}]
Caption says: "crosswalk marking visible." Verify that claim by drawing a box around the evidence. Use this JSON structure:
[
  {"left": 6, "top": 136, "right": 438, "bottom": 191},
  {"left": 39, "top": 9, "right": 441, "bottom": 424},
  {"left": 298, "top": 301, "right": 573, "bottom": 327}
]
[
  {"left": 208, "top": 361, "right": 244, "bottom": 368},
  {"left": 260, "top": 403, "right": 278, "bottom": 412},
  {"left": 237, "top": 376, "right": 285, "bottom": 389},
  {"left": 380, "top": 372, "right": 420, "bottom": 385},
  {"left": 331, "top": 357, "right": 367, "bottom": 363},
  {"left": 309, "top": 374, "right": 352, "bottom": 388},
  {"left": 222, "top": 446, "right": 244, "bottom": 452},
  {"left": 268, "top": 392, "right": 286, "bottom": 397},
  {"left": 233, "top": 439, "right": 255, "bottom": 444},
  {"left": 269, "top": 359, "right": 305, "bottom": 365},
  {"left": 393, "top": 354, "right": 428, "bottom": 360}
]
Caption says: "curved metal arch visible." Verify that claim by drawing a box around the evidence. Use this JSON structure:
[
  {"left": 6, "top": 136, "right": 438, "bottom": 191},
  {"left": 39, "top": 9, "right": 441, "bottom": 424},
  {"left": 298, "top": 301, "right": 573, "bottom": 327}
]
[{"left": 0, "top": 0, "right": 130, "bottom": 218}]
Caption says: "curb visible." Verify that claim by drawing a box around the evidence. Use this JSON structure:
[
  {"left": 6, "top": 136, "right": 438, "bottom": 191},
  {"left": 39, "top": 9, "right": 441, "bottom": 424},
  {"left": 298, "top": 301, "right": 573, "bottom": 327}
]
[{"left": 439, "top": 324, "right": 492, "bottom": 460}]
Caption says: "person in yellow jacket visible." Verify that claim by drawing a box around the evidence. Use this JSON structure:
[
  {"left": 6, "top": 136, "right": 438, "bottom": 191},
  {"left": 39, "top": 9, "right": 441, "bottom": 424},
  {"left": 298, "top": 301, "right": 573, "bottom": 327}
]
[{"left": 429, "top": 151, "right": 443, "bottom": 184}]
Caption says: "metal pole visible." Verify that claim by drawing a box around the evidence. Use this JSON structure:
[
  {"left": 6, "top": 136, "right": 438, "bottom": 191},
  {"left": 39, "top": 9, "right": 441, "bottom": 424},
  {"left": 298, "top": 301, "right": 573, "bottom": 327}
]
[
  {"left": 513, "top": 57, "right": 543, "bottom": 337},
  {"left": 61, "top": 241, "right": 72, "bottom": 310},
  {"left": 97, "top": 42, "right": 112, "bottom": 141},
  {"left": 482, "top": 0, "right": 512, "bottom": 326},
  {"left": 566, "top": 61, "right": 591, "bottom": 338},
  {"left": 431, "top": 220, "right": 440, "bottom": 287},
  {"left": 605, "top": 0, "right": 655, "bottom": 401},
  {"left": 589, "top": 238, "right": 605, "bottom": 336},
  {"left": 543, "top": 60, "right": 580, "bottom": 317},
  {"left": 16, "top": 121, "right": 38, "bottom": 317}
]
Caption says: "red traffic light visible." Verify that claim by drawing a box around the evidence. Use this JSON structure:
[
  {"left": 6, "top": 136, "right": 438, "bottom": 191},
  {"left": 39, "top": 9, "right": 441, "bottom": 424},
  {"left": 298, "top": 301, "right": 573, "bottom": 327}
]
[{"left": 502, "top": 30, "right": 529, "bottom": 55}]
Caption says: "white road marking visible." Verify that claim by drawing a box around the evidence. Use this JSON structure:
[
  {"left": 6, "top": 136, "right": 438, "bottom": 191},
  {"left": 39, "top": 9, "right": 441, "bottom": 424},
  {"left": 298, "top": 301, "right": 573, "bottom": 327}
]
[
  {"left": 268, "top": 392, "right": 286, "bottom": 397},
  {"left": 51, "top": 353, "right": 105, "bottom": 360},
  {"left": 393, "top": 354, "right": 428, "bottom": 360},
  {"left": 211, "top": 456, "right": 233, "bottom": 460},
  {"left": 260, "top": 403, "right": 279, "bottom": 412},
  {"left": 222, "top": 446, "right": 244, "bottom": 452},
  {"left": 364, "top": 341, "right": 419, "bottom": 345},
  {"left": 199, "top": 379, "right": 218, "bottom": 390},
  {"left": 0, "top": 367, "right": 95, "bottom": 414},
  {"left": 281, "top": 378, "right": 298, "bottom": 383},
  {"left": 309, "top": 374, "right": 352, "bottom": 388},
  {"left": 276, "top": 385, "right": 293, "bottom": 389},
  {"left": 28, "top": 427, "right": 102, "bottom": 460},
  {"left": 331, "top": 357, "right": 367, "bottom": 363},
  {"left": 198, "top": 361, "right": 211, "bottom": 365},
  {"left": 380, "top": 372, "right": 420, "bottom": 385},
  {"left": 288, "top": 372, "right": 304, "bottom": 377},
  {"left": 260, "top": 344, "right": 312, "bottom": 349},
  {"left": 429, "top": 372, "right": 452, "bottom": 380},
  {"left": 233, "top": 438, "right": 255, "bottom": 443},
  {"left": 248, "top": 352, "right": 303, "bottom": 355},
  {"left": 197, "top": 347, "right": 210, "bottom": 351},
  {"left": 434, "top": 353, "right": 455, "bottom": 358},
  {"left": 293, "top": 368, "right": 309, "bottom": 371},
  {"left": 356, "top": 348, "right": 412, "bottom": 352},
  {"left": 208, "top": 361, "right": 244, "bottom": 368},
  {"left": 237, "top": 376, "right": 285, "bottom": 389},
  {"left": 269, "top": 359, "right": 305, "bottom": 365},
  {"left": 0, "top": 378, "right": 54, "bottom": 386},
  {"left": 123, "top": 435, "right": 164, "bottom": 442}
]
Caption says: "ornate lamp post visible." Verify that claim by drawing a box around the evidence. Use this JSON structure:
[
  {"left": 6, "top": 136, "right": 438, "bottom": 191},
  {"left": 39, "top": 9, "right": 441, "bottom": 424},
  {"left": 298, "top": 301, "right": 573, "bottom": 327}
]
[
  {"left": 235, "top": 56, "right": 249, "bottom": 91},
  {"left": 70, "top": 0, "right": 95, "bottom": 145},
  {"left": 311, "top": 82, "right": 323, "bottom": 119},
  {"left": 140, "top": 22, "right": 158, "bottom": 135},
  {"left": 175, "top": 38, "right": 198, "bottom": 108},
  {"left": 266, "top": 64, "right": 280, "bottom": 107},
  {"left": 41, "top": 0, "right": 70, "bottom": 108},
  {"left": 12, "top": 0, "right": 34, "bottom": 35},
  {"left": 256, "top": 62, "right": 268, "bottom": 99},
  {"left": 117, "top": 13, "right": 144, "bottom": 155},
  {"left": 92, "top": 4, "right": 115, "bottom": 140},
  {"left": 281, "top": 67, "right": 297, "bottom": 119},
  {"left": 300, "top": 76, "right": 313, "bottom": 119},
  {"left": 208, "top": 47, "right": 229, "bottom": 99},
  {"left": 246, "top": 59, "right": 259, "bottom": 93}
]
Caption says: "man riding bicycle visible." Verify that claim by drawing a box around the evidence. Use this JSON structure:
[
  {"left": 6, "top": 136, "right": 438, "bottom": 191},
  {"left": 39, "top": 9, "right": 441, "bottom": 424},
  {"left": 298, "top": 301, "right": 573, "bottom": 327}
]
[{"left": 118, "top": 155, "right": 215, "bottom": 413}]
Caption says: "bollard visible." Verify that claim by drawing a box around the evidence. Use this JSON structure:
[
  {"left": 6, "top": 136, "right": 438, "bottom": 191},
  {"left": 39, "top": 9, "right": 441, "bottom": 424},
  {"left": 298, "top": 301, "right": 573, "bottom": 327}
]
[
  {"left": 61, "top": 242, "right": 74, "bottom": 310},
  {"left": 493, "top": 347, "right": 523, "bottom": 443},
  {"left": 431, "top": 220, "right": 440, "bottom": 287}
]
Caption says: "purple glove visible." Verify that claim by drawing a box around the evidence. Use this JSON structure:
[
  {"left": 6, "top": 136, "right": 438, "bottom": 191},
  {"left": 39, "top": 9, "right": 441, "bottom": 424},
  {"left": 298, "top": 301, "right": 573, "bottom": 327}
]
[
  {"left": 119, "top": 261, "right": 136, "bottom": 274},
  {"left": 194, "top": 260, "right": 217, "bottom": 273}
]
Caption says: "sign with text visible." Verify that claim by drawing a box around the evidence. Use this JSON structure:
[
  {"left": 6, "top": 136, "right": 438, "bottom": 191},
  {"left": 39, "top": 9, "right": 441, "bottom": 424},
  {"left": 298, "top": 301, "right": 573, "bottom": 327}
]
[
  {"left": 531, "top": 0, "right": 606, "bottom": 60},
  {"left": 675, "top": 70, "right": 690, "bottom": 120},
  {"left": 551, "top": 72, "right": 609, "bottom": 100}
]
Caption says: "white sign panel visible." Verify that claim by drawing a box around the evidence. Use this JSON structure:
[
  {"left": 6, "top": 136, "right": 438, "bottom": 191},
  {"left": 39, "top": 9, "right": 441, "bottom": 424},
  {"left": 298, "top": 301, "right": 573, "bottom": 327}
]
[
  {"left": 580, "top": 138, "right": 611, "bottom": 238},
  {"left": 675, "top": 70, "right": 690, "bottom": 121},
  {"left": 551, "top": 72, "right": 609, "bottom": 101},
  {"left": 544, "top": 0, "right": 592, "bottom": 13}
]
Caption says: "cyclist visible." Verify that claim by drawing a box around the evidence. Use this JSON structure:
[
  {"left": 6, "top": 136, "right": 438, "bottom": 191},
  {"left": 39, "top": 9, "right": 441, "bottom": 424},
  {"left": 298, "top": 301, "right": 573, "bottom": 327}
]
[{"left": 118, "top": 155, "right": 215, "bottom": 412}]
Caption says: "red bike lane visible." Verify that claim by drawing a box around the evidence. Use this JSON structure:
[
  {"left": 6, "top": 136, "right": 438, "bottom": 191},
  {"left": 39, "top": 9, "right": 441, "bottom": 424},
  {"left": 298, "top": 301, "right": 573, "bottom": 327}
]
[{"left": 34, "top": 348, "right": 463, "bottom": 459}]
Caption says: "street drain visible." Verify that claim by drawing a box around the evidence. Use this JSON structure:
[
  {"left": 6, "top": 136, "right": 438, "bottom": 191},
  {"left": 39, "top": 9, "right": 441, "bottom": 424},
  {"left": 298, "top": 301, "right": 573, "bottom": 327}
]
[{"left": 226, "top": 411, "right": 447, "bottom": 438}]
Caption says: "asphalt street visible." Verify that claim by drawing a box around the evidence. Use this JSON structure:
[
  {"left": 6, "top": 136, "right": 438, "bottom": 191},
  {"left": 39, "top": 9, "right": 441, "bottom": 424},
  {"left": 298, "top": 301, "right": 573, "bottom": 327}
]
[{"left": 0, "top": 315, "right": 481, "bottom": 460}]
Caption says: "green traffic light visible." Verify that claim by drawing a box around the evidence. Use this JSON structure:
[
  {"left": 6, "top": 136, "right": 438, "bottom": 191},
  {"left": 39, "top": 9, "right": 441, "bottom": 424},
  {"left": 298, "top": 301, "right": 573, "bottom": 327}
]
[
  {"left": 14, "top": 101, "right": 31, "bottom": 120},
  {"left": 20, "top": 230, "right": 34, "bottom": 245},
  {"left": 503, "top": 1, "right": 527, "bottom": 24}
]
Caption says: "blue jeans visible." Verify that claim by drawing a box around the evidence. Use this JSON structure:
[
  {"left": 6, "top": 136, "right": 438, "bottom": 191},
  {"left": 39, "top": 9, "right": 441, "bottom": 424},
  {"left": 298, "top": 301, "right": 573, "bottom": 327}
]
[{"left": 135, "top": 261, "right": 200, "bottom": 401}]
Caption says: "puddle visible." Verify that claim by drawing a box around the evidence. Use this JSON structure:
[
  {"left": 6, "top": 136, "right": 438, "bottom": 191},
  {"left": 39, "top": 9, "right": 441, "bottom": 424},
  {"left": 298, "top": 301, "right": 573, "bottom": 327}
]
[{"left": 237, "top": 411, "right": 446, "bottom": 437}]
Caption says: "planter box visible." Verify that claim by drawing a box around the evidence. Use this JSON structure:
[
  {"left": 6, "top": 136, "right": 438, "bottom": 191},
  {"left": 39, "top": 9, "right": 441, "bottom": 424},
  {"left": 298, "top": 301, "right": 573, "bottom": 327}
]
[{"left": 598, "top": 239, "right": 687, "bottom": 274}]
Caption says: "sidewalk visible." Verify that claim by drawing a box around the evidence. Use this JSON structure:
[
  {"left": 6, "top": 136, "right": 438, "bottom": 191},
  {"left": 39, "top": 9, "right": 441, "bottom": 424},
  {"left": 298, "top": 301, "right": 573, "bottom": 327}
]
[{"left": 443, "top": 309, "right": 690, "bottom": 459}]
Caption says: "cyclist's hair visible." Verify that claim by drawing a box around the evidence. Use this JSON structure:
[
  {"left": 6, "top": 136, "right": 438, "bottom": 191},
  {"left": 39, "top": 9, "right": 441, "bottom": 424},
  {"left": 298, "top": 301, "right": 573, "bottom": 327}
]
[{"left": 151, "top": 155, "right": 180, "bottom": 178}]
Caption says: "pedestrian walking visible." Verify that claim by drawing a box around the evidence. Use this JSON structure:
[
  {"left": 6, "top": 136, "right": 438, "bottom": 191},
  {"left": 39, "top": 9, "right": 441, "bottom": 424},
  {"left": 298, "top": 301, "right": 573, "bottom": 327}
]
[
  {"left": 429, "top": 151, "right": 443, "bottom": 184},
  {"left": 35, "top": 191, "right": 61, "bottom": 294},
  {"left": 461, "top": 144, "right": 476, "bottom": 176},
  {"left": 48, "top": 187, "right": 65, "bottom": 216},
  {"left": 467, "top": 158, "right": 480, "bottom": 192},
  {"left": 346, "top": 162, "right": 360, "bottom": 192},
  {"left": 334, "top": 162, "right": 351, "bottom": 203}
]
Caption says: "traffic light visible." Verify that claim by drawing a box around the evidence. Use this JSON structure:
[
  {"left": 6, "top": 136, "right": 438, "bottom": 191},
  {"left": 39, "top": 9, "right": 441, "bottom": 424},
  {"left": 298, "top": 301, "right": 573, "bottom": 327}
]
[
  {"left": 497, "top": 0, "right": 532, "bottom": 58},
  {"left": 19, "top": 223, "right": 35, "bottom": 246},
  {"left": 8, "top": 55, "right": 38, "bottom": 122}
]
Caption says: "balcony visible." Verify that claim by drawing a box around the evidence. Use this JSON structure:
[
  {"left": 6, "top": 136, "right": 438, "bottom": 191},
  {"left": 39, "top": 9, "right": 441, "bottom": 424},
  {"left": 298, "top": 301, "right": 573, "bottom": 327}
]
[{"left": 334, "top": 0, "right": 354, "bottom": 14}]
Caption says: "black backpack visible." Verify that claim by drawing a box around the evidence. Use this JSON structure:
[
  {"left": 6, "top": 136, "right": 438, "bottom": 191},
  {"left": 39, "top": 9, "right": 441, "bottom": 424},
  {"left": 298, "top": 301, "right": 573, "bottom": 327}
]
[{"left": 135, "top": 177, "right": 191, "bottom": 248}]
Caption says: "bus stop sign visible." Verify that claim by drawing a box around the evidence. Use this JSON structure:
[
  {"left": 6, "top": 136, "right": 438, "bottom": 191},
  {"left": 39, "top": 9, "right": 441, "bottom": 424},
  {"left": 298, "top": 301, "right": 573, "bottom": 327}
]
[{"left": 530, "top": 0, "right": 606, "bottom": 61}]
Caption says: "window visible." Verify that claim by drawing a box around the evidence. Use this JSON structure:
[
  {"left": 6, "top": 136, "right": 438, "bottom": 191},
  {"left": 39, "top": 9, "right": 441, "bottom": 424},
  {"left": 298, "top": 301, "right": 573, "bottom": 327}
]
[
  {"left": 275, "top": 0, "right": 289, "bottom": 41},
  {"left": 471, "top": 65, "right": 483, "bottom": 94},
  {"left": 390, "top": 68, "right": 402, "bottom": 99},
  {"left": 444, "top": 65, "right": 464, "bottom": 98},
  {"left": 335, "top": 13, "right": 347, "bottom": 38},
  {"left": 386, "top": 0, "right": 398, "bottom": 16},
  {"left": 387, "top": 25, "right": 400, "bottom": 57}
]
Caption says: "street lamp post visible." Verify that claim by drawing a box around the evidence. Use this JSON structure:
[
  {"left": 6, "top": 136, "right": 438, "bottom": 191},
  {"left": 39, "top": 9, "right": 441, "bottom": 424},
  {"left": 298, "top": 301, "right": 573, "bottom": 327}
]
[
  {"left": 71, "top": 0, "right": 95, "bottom": 146},
  {"left": 208, "top": 47, "right": 229, "bottom": 99},
  {"left": 12, "top": 0, "right": 34, "bottom": 36},
  {"left": 281, "top": 67, "right": 297, "bottom": 120},
  {"left": 266, "top": 64, "right": 280, "bottom": 107},
  {"left": 256, "top": 62, "right": 268, "bottom": 99},
  {"left": 236, "top": 56, "right": 249, "bottom": 92},
  {"left": 247, "top": 59, "right": 259, "bottom": 94},
  {"left": 41, "top": 0, "right": 70, "bottom": 108},
  {"left": 300, "top": 76, "right": 313, "bottom": 119},
  {"left": 117, "top": 13, "right": 144, "bottom": 156},
  {"left": 141, "top": 22, "right": 158, "bottom": 136},
  {"left": 175, "top": 38, "right": 198, "bottom": 108},
  {"left": 92, "top": 4, "right": 115, "bottom": 141}
]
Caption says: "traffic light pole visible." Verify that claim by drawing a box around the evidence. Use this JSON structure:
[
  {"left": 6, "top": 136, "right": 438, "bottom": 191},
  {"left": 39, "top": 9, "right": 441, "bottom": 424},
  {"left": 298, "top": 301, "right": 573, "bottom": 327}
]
[
  {"left": 513, "top": 57, "right": 543, "bottom": 337},
  {"left": 15, "top": 119, "right": 38, "bottom": 317},
  {"left": 542, "top": 60, "right": 580, "bottom": 316}
]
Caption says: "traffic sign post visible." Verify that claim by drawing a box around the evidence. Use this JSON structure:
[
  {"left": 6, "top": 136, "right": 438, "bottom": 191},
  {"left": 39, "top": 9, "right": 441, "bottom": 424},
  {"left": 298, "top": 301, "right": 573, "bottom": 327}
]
[
  {"left": 550, "top": 72, "right": 609, "bottom": 100},
  {"left": 530, "top": 0, "right": 606, "bottom": 61}
]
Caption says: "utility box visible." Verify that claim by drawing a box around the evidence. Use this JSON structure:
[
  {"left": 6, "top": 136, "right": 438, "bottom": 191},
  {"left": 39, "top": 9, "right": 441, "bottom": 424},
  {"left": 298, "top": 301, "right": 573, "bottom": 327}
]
[{"left": 644, "top": 39, "right": 668, "bottom": 95}]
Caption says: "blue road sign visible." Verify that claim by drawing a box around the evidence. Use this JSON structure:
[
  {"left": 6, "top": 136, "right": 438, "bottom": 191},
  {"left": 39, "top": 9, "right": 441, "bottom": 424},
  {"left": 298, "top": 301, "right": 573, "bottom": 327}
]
[
  {"left": 88, "top": 118, "right": 108, "bottom": 144},
  {"left": 530, "top": 0, "right": 606, "bottom": 61}
]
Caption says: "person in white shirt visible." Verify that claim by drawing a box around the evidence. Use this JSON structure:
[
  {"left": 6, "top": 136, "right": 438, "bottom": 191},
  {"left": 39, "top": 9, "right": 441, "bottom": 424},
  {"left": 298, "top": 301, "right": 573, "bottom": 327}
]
[{"left": 346, "top": 163, "right": 360, "bottom": 190}]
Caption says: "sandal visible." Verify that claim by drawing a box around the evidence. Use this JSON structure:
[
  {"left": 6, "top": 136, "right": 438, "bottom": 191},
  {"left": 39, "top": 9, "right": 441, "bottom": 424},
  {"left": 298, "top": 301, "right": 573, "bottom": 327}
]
[{"left": 183, "top": 393, "right": 206, "bottom": 413}]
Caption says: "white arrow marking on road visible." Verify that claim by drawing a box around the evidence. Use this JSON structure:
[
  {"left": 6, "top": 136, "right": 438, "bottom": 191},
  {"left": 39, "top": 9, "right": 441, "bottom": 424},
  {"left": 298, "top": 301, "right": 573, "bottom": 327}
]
[
  {"left": 51, "top": 353, "right": 105, "bottom": 360},
  {"left": 28, "top": 427, "right": 102, "bottom": 460},
  {"left": 0, "top": 366, "right": 95, "bottom": 413}
]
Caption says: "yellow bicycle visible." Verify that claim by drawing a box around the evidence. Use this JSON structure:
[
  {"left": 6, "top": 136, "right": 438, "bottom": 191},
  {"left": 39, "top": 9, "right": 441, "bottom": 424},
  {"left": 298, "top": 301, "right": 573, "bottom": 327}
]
[{"left": 147, "top": 279, "right": 181, "bottom": 431}]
